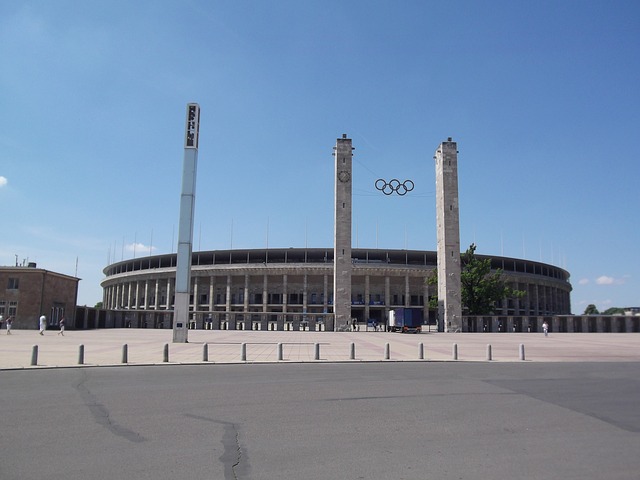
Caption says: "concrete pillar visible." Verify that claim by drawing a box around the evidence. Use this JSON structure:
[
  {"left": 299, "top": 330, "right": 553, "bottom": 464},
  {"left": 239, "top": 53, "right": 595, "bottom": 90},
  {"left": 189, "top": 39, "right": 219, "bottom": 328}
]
[
  {"left": 404, "top": 275, "right": 410, "bottom": 307},
  {"left": 506, "top": 316, "right": 514, "bottom": 332},
  {"left": 244, "top": 274, "right": 250, "bottom": 313},
  {"left": 364, "top": 275, "right": 370, "bottom": 322},
  {"left": 144, "top": 280, "right": 149, "bottom": 310},
  {"left": 209, "top": 276, "right": 215, "bottom": 313},
  {"left": 283, "top": 274, "right": 288, "bottom": 315},
  {"left": 154, "top": 279, "right": 159, "bottom": 310},
  {"left": 626, "top": 317, "right": 634, "bottom": 333},
  {"left": 492, "top": 317, "right": 500, "bottom": 333},
  {"left": 126, "top": 282, "right": 132, "bottom": 309},
  {"left": 435, "top": 138, "right": 462, "bottom": 333},
  {"left": 193, "top": 276, "right": 199, "bottom": 315},
  {"left": 333, "top": 134, "right": 353, "bottom": 330},
  {"left": 423, "top": 280, "right": 430, "bottom": 330},
  {"left": 303, "top": 274, "right": 308, "bottom": 310},
  {"left": 225, "top": 275, "right": 231, "bottom": 317},
  {"left": 385, "top": 276, "right": 391, "bottom": 326},
  {"left": 262, "top": 274, "right": 268, "bottom": 313},
  {"left": 323, "top": 274, "right": 329, "bottom": 316}
]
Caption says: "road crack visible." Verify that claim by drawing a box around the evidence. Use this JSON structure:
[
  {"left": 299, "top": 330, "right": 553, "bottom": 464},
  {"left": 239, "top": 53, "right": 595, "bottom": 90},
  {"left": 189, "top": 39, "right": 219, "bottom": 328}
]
[
  {"left": 74, "top": 370, "right": 146, "bottom": 443},
  {"left": 184, "top": 413, "right": 251, "bottom": 479}
]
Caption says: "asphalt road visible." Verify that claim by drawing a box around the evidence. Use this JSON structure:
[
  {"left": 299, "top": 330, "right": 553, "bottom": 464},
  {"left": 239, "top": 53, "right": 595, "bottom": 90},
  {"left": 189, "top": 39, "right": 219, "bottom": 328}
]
[{"left": 1, "top": 362, "right": 639, "bottom": 480}]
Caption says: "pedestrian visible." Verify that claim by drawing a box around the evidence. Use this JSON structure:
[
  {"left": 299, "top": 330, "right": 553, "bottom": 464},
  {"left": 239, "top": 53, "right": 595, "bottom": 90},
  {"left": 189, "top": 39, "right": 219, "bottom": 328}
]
[
  {"left": 6, "top": 316, "right": 12, "bottom": 335},
  {"left": 58, "top": 317, "right": 65, "bottom": 336},
  {"left": 0, "top": 314, "right": 3, "bottom": 330},
  {"left": 542, "top": 321, "right": 549, "bottom": 337},
  {"left": 39, "top": 315, "right": 47, "bottom": 335}
]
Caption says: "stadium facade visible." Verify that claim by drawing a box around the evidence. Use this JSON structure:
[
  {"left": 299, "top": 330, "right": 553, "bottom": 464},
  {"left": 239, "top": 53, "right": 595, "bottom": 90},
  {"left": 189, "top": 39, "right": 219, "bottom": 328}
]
[{"left": 100, "top": 247, "right": 571, "bottom": 331}]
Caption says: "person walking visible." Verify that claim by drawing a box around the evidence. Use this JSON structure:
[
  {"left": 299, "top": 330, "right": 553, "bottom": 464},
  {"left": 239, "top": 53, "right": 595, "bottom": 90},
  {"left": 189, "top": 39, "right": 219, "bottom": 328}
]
[
  {"left": 39, "top": 315, "right": 47, "bottom": 335},
  {"left": 58, "top": 317, "right": 65, "bottom": 336},
  {"left": 6, "top": 316, "right": 12, "bottom": 335},
  {"left": 542, "top": 320, "right": 549, "bottom": 337}
]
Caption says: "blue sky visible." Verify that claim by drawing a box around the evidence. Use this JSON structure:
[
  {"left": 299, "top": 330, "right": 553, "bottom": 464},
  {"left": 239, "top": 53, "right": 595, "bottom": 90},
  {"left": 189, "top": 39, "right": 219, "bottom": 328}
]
[{"left": 1, "top": 1, "right": 638, "bottom": 312}]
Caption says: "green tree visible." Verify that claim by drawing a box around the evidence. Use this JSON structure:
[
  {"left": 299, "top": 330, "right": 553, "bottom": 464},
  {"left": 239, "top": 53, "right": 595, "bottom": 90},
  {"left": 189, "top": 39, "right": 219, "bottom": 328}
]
[
  {"left": 427, "top": 244, "right": 525, "bottom": 315},
  {"left": 603, "top": 307, "right": 624, "bottom": 315},
  {"left": 94, "top": 301, "right": 103, "bottom": 309},
  {"left": 583, "top": 304, "right": 599, "bottom": 315}
]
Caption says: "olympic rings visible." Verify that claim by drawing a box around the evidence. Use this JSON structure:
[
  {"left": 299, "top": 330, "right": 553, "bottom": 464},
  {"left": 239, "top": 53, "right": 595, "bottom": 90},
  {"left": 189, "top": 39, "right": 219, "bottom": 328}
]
[{"left": 375, "top": 178, "right": 415, "bottom": 196}]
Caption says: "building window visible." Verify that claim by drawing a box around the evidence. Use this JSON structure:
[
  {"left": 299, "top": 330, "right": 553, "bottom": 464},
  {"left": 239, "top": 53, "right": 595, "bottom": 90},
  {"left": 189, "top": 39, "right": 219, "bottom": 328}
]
[
  {"left": 0, "top": 301, "right": 5, "bottom": 316},
  {"left": 268, "top": 293, "right": 282, "bottom": 304},
  {"left": 7, "top": 278, "right": 19, "bottom": 289},
  {"left": 9, "top": 301, "right": 18, "bottom": 317}
]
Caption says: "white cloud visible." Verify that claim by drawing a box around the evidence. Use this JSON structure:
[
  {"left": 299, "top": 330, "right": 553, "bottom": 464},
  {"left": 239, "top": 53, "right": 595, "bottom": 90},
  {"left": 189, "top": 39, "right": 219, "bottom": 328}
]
[
  {"left": 0, "top": 176, "right": 7, "bottom": 187},
  {"left": 596, "top": 276, "right": 615, "bottom": 285},
  {"left": 125, "top": 242, "right": 157, "bottom": 254},
  {"left": 578, "top": 278, "right": 589, "bottom": 285},
  {"left": 595, "top": 275, "right": 626, "bottom": 286}
]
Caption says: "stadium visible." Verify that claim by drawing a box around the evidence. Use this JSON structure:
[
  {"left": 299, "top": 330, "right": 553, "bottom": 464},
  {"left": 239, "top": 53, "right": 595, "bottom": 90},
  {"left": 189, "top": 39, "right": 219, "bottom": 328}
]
[{"left": 100, "top": 246, "right": 572, "bottom": 332}]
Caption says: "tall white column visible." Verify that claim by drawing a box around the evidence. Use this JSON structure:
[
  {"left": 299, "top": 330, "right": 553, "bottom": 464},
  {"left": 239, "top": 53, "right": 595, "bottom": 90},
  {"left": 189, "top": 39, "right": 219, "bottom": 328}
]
[
  {"left": 244, "top": 275, "right": 250, "bottom": 313},
  {"left": 262, "top": 274, "right": 268, "bottom": 313},
  {"left": 144, "top": 280, "right": 149, "bottom": 310},
  {"left": 209, "top": 276, "right": 215, "bottom": 312},
  {"left": 435, "top": 138, "right": 462, "bottom": 332},
  {"left": 173, "top": 103, "right": 200, "bottom": 343}
]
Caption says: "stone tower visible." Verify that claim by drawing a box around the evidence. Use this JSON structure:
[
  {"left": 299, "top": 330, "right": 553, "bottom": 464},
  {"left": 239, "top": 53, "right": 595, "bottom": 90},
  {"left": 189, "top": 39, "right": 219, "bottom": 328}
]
[
  {"left": 333, "top": 134, "right": 353, "bottom": 331},
  {"left": 435, "top": 138, "right": 462, "bottom": 332}
]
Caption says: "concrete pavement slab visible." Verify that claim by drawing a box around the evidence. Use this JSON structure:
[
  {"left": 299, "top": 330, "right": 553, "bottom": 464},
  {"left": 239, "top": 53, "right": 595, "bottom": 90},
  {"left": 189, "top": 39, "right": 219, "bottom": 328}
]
[{"left": 0, "top": 329, "right": 639, "bottom": 369}]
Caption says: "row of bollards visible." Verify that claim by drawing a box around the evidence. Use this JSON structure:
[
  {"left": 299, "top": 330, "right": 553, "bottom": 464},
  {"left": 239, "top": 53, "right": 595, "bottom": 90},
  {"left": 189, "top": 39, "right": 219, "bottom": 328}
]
[{"left": 27, "top": 342, "right": 528, "bottom": 366}]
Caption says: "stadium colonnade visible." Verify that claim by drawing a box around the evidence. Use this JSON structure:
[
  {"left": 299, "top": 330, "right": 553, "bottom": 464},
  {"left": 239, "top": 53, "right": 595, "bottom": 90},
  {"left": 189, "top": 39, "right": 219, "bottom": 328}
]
[{"left": 95, "top": 247, "right": 581, "bottom": 333}]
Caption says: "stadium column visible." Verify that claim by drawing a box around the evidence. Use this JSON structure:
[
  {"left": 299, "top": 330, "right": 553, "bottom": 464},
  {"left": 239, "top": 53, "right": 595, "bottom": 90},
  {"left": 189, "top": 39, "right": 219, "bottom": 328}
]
[
  {"left": 333, "top": 134, "right": 353, "bottom": 331},
  {"left": 435, "top": 138, "right": 462, "bottom": 332},
  {"left": 173, "top": 103, "right": 200, "bottom": 343}
]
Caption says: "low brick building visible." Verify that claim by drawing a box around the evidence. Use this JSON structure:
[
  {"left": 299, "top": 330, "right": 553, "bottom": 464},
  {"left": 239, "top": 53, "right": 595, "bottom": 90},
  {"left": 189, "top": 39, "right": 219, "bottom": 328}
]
[{"left": 0, "top": 265, "right": 79, "bottom": 330}]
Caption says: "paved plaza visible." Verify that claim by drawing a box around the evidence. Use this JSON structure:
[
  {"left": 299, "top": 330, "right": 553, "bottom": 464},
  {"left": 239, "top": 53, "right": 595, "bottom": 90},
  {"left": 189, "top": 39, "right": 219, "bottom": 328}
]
[
  {"left": 2, "top": 330, "right": 640, "bottom": 479},
  {"left": 1, "top": 328, "right": 639, "bottom": 369}
]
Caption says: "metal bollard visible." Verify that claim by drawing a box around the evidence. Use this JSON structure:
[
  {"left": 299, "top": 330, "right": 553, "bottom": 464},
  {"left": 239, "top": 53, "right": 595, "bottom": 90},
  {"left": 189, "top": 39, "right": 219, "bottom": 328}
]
[
  {"left": 31, "top": 345, "right": 38, "bottom": 366},
  {"left": 202, "top": 343, "right": 208, "bottom": 362},
  {"left": 277, "top": 342, "right": 283, "bottom": 361},
  {"left": 418, "top": 342, "right": 424, "bottom": 360},
  {"left": 122, "top": 344, "right": 128, "bottom": 364},
  {"left": 314, "top": 342, "right": 320, "bottom": 360},
  {"left": 163, "top": 343, "right": 169, "bottom": 362},
  {"left": 350, "top": 342, "right": 356, "bottom": 360},
  {"left": 241, "top": 343, "right": 247, "bottom": 361},
  {"left": 519, "top": 343, "right": 525, "bottom": 361},
  {"left": 78, "top": 344, "right": 85, "bottom": 365},
  {"left": 384, "top": 342, "right": 390, "bottom": 360},
  {"left": 486, "top": 344, "right": 492, "bottom": 361},
  {"left": 453, "top": 343, "right": 458, "bottom": 360}
]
